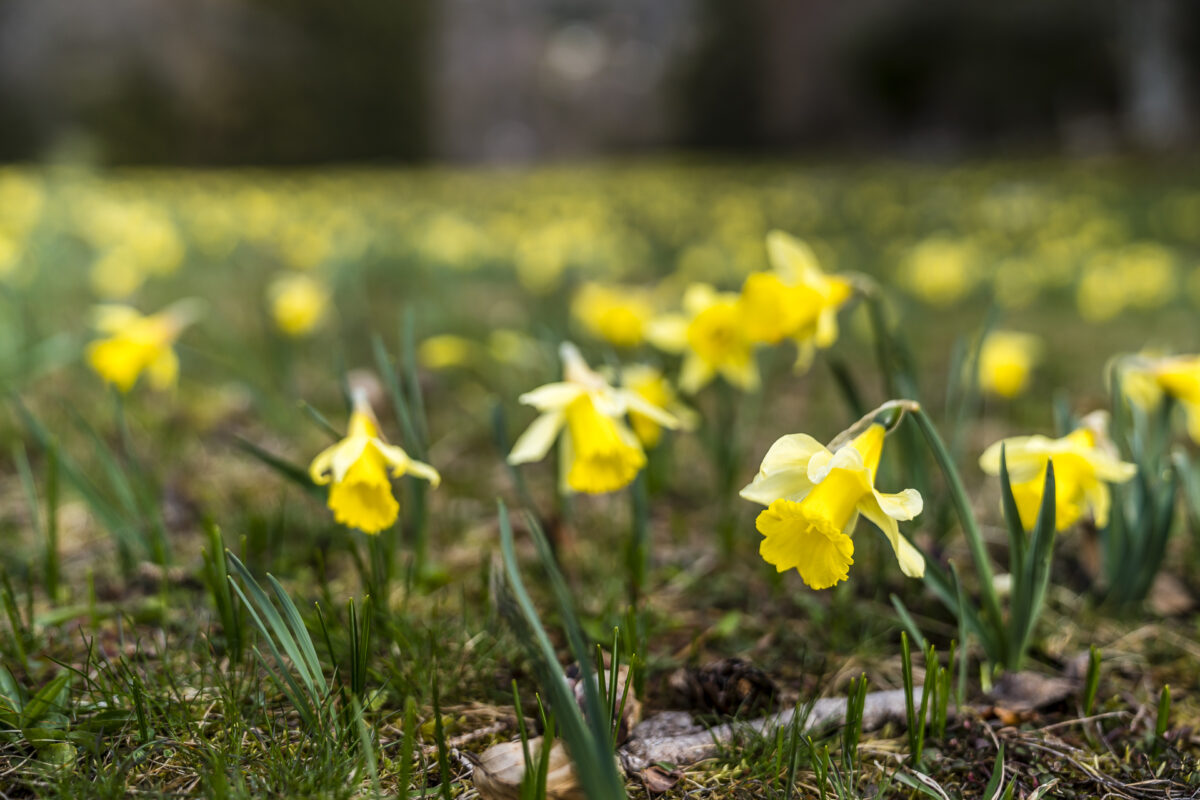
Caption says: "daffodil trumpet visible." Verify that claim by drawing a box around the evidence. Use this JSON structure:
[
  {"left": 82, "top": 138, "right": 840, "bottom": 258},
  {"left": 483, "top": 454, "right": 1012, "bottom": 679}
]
[
  {"left": 741, "top": 410, "right": 925, "bottom": 590},
  {"left": 508, "top": 343, "right": 680, "bottom": 494},
  {"left": 308, "top": 389, "right": 440, "bottom": 535}
]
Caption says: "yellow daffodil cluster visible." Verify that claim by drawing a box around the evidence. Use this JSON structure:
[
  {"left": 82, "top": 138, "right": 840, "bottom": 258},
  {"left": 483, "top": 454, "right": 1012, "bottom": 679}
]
[
  {"left": 508, "top": 343, "right": 680, "bottom": 494},
  {"left": 86, "top": 300, "right": 202, "bottom": 392},
  {"left": 308, "top": 389, "right": 440, "bottom": 534},
  {"left": 980, "top": 412, "right": 1136, "bottom": 531},
  {"left": 740, "top": 421, "right": 924, "bottom": 590},
  {"left": 581, "top": 231, "right": 857, "bottom": 395}
]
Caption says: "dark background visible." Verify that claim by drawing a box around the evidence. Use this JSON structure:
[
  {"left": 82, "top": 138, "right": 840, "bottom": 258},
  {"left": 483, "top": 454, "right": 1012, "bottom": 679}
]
[{"left": 0, "top": 0, "right": 1195, "bottom": 164}]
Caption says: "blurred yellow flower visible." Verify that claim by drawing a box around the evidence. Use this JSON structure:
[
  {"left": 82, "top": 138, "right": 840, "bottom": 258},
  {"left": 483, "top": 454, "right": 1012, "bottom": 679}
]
[
  {"left": 1121, "top": 354, "right": 1200, "bottom": 442},
  {"left": 740, "top": 422, "right": 924, "bottom": 590},
  {"left": 268, "top": 273, "right": 331, "bottom": 337},
  {"left": 979, "top": 413, "right": 1136, "bottom": 531},
  {"left": 747, "top": 230, "right": 855, "bottom": 369},
  {"left": 508, "top": 343, "right": 678, "bottom": 493},
  {"left": 647, "top": 284, "right": 758, "bottom": 394},
  {"left": 308, "top": 391, "right": 440, "bottom": 534},
  {"left": 418, "top": 334, "right": 477, "bottom": 370},
  {"left": 571, "top": 282, "right": 655, "bottom": 348},
  {"left": 900, "top": 236, "right": 978, "bottom": 307},
  {"left": 978, "top": 330, "right": 1043, "bottom": 399},
  {"left": 86, "top": 300, "right": 202, "bottom": 392}
]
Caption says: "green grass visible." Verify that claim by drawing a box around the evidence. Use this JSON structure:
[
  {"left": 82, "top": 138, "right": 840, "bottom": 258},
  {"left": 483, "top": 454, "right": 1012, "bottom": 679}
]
[{"left": 1, "top": 158, "right": 1200, "bottom": 797}]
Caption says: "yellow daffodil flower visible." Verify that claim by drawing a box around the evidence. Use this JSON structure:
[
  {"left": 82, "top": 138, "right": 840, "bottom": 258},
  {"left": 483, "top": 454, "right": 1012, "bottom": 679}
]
[
  {"left": 613, "top": 364, "right": 698, "bottom": 449},
  {"left": 418, "top": 334, "right": 477, "bottom": 370},
  {"left": 740, "top": 423, "right": 925, "bottom": 590},
  {"left": 571, "top": 282, "right": 656, "bottom": 348},
  {"left": 750, "top": 231, "right": 855, "bottom": 370},
  {"left": 268, "top": 273, "right": 330, "bottom": 337},
  {"left": 508, "top": 343, "right": 679, "bottom": 493},
  {"left": 86, "top": 300, "right": 202, "bottom": 392},
  {"left": 1119, "top": 354, "right": 1200, "bottom": 443},
  {"left": 978, "top": 330, "right": 1043, "bottom": 399},
  {"left": 979, "top": 413, "right": 1136, "bottom": 531},
  {"left": 309, "top": 391, "right": 440, "bottom": 534},
  {"left": 647, "top": 284, "right": 759, "bottom": 394}
]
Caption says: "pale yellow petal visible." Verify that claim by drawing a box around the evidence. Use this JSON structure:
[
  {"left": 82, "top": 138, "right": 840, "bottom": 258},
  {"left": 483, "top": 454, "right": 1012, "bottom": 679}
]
[
  {"left": 858, "top": 495, "right": 925, "bottom": 578},
  {"left": 508, "top": 410, "right": 566, "bottom": 465},
  {"left": 518, "top": 383, "right": 585, "bottom": 411},
  {"left": 644, "top": 314, "right": 689, "bottom": 353},
  {"left": 678, "top": 353, "right": 714, "bottom": 395}
]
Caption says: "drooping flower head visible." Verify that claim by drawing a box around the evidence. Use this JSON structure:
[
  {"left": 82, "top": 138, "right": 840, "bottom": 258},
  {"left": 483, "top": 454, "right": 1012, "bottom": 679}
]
[
  {"left": 739, "top": 231, "right": 854, "bottom": 370},
  {"left": 647, "top": 284, "right": 759, "bottom": 394},
  {"left": 979, "top": 412, "right": 1136, "bottom": 531},
  {"left": 740, "top": 417, "right": 924, "bottom": 590},
  {"left": 86, "top": 299, "right": 202, "bottom": 392},
  {"left": 309, "top": 388, "right": 440, "bottom": 534},
  {"left": 978, "top": 330, "right": 1043, "bottom": 399},
  {"left": 268, "top": 272, "right": 331, "bottom": 337},
  {"left": 571, "top": 282, "right": 656, "bottom": 349},
  {"left": 508, "top": 343, "right": 680, "bottom": 494},
  {"left": 1118, "top": 354, "right": 1200, "bottom": 443}
]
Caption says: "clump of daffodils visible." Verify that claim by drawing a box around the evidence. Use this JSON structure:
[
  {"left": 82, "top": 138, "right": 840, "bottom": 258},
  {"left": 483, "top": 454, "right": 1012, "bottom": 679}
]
[
  {"left": 978, "top": 330, "right": 1043, "bottom": 399},
  {"left": 1119, "top": 354, "right": 1200, "bottom": 443},
  {"left": 268, "top": 272, "right": 331, "bottom": 337},
  {"left": 508, "top": 343, "right": 680, "bottom": 493},
  {"left": 739, "top": 231, "right": 854, "bottom": 370},
  {"left": 740, "top": 415, "right": 925, "bottom": 590},
  {"left": 86, "top": 299, "right": 202, "bottom": 392},
  {"left": 979, "top": 412, "right": 1136, "bottom": 531},
  {"left": 308, "top": 387, "right": 440, "bottom": 534}
]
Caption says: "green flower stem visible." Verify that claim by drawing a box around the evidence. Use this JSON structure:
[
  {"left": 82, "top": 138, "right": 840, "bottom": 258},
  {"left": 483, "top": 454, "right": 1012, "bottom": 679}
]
[{"left": 909, "top": 405, "right": 1004, "bottom": 641}]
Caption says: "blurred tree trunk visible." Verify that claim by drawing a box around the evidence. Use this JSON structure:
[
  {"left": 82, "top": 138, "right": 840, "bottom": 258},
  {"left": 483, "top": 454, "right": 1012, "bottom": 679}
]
[{"left": 1124, "top": 0, "right": 1193, "bottom": 149}]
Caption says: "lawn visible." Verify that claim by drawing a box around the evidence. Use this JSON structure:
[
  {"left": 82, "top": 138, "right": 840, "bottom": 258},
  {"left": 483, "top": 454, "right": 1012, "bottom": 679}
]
[{"left": 1, "top": 158, "right": 1200, "bottom": 798}]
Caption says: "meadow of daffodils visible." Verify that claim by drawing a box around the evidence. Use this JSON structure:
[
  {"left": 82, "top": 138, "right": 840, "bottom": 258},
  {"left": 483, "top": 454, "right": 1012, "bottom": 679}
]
[{"left": 2, "top": 160, "right": 1200, "bottom": 797}]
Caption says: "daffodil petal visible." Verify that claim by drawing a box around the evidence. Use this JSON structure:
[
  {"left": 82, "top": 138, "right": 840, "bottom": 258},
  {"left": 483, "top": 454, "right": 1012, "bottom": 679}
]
[
  {"left": 508, "top": 410, "right": 566, "bottom": 465},
  {"left": 309, "top": 443, "right": 338, "bottom": 484},
  {"left": 873, "top": 488, "right": 924, "bottom": 521},
  {"left": 678, "top": 353, "right": 714, "bottom": 395},
  {"left": 644, "top": 314, "right": 689, "bottom": 353},
  {"left": 330, "top": 436, "right": 370, "bottom": 483},
  {"left": 404, "top": 458, "right": 441, "bottom": 488},
  {"left": 622, "top": 390, "right": 680, "bottom": 429},
  {"left": 518, "top": 383, "right": 585, "bottom": 411},
  {"left": 858, "top": 495, "right": 925, "bottom": 578},
  {"left": 147, "top": 348, "right": 179, "bottom": 391}
]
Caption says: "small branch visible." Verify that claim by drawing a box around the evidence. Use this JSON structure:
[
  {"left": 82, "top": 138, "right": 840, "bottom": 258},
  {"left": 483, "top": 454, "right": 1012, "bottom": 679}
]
[{"left": 620, "top": 688, "right": 918, "bottom": 771}]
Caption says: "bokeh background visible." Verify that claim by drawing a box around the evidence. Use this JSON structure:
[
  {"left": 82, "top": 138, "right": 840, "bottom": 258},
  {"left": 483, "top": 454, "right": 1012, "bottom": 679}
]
[{"left": 0, "top": 0, "right": 1196, "bottom": 165}]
